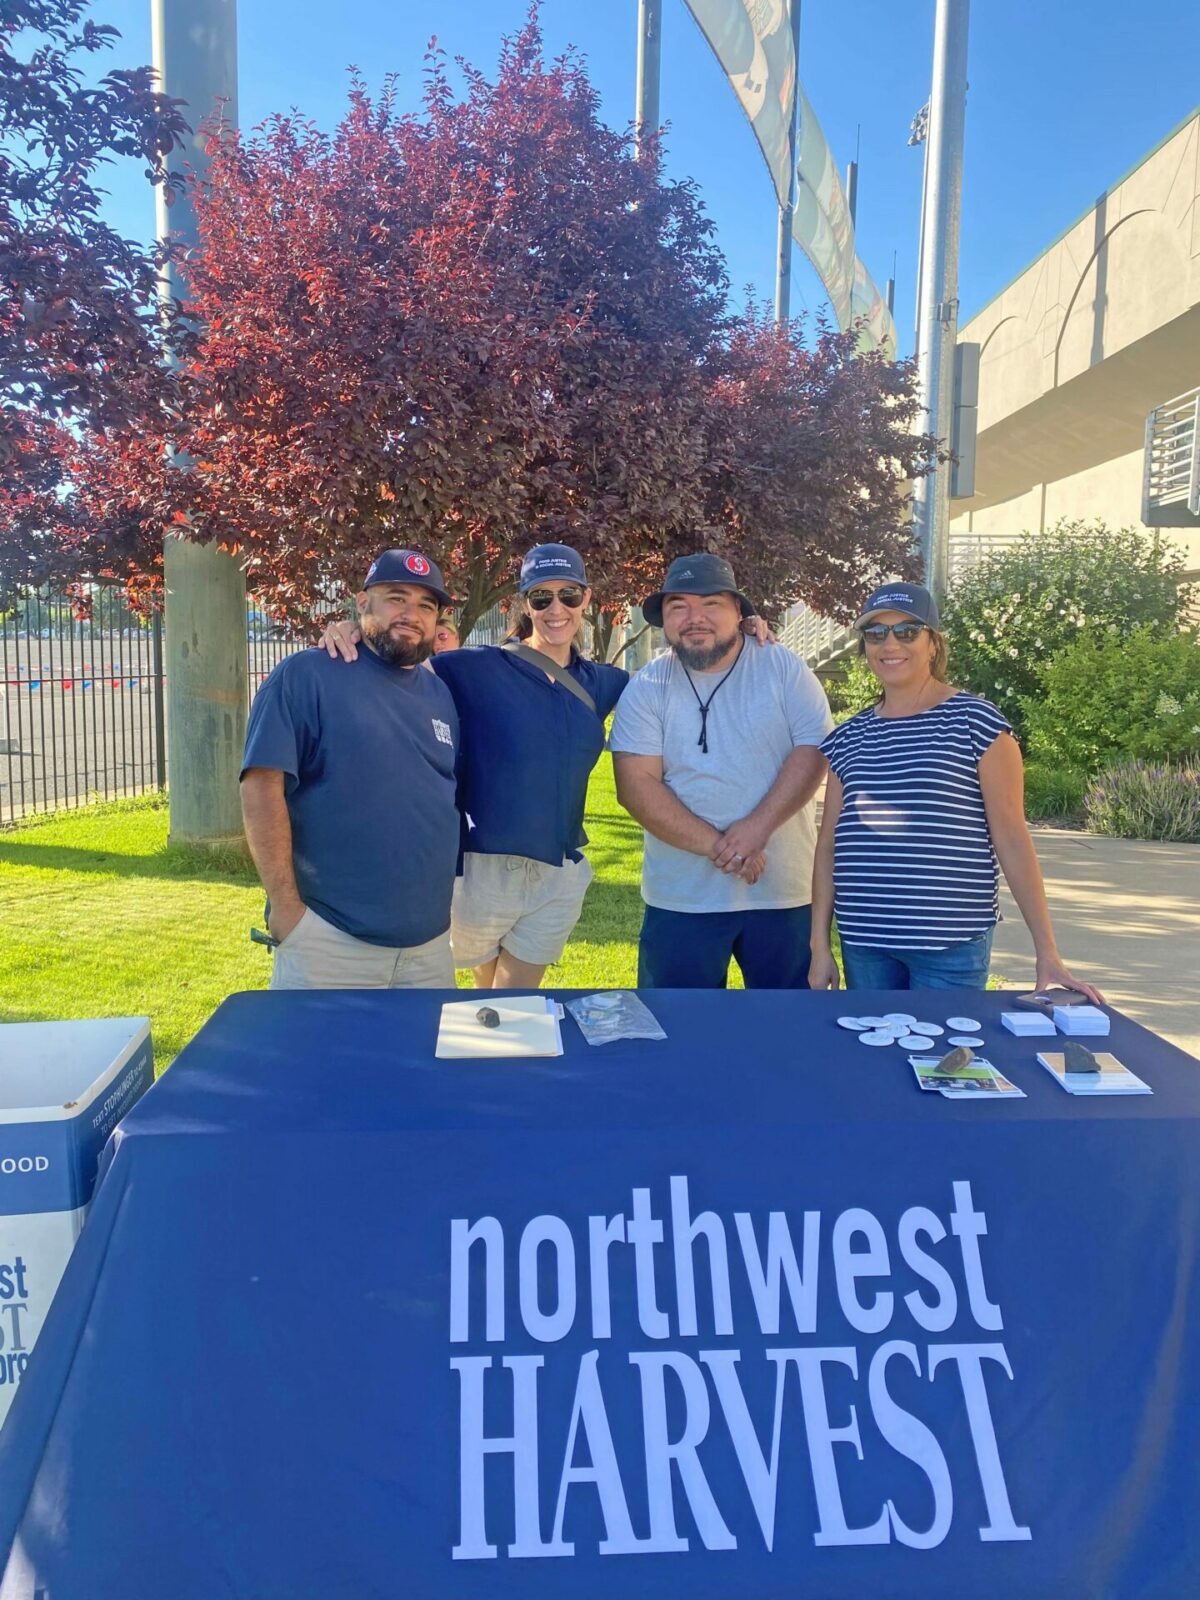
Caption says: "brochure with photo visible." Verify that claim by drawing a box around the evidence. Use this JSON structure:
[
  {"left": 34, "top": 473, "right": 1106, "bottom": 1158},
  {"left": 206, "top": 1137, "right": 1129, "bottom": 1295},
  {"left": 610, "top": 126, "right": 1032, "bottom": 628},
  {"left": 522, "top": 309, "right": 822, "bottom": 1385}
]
[{"left": 909, "top": 1057, "right": 1027, "bottom": 1099}]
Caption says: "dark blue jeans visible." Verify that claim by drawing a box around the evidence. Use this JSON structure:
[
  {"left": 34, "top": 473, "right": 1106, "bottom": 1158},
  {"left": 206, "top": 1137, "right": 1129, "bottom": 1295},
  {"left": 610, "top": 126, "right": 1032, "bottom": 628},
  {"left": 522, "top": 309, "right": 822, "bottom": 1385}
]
[
  {"left": 638, "top": 904, "right": 813, "bottom": 990},
  {"left": 840, "top": 928, "right": 995, "bottom": 991}
]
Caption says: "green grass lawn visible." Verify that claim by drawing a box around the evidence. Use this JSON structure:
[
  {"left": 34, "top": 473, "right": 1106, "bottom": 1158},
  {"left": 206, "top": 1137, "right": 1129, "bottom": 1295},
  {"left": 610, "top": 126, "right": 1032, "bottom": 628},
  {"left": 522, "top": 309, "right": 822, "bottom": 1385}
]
[
  {"left": 0, "top": 757, "right": 672, "bottom": 1070},
  {"left": 2, "top": 760, "right": 1003, "bottom": 1073}
]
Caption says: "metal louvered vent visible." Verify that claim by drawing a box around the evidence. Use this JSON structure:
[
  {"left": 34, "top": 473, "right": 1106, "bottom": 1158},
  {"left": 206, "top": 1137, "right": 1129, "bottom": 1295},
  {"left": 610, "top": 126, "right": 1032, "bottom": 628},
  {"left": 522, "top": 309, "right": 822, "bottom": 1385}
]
[{"left": 1143, "top": 387, "right": 1200, "bottom": 527}]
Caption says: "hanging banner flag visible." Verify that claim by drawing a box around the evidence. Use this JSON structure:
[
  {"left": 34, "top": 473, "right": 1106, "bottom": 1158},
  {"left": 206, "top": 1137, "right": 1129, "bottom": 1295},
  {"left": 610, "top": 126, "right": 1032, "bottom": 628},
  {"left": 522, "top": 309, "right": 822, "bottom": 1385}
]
[
  {"left": 683, "top": 3, "right": 897, "bottom": 354},
  {"left": 683, "top": 0, "right": 797, "bottom": 205},
  {"left": 793, "top": 86, "right": 897, "bottom": 355}
]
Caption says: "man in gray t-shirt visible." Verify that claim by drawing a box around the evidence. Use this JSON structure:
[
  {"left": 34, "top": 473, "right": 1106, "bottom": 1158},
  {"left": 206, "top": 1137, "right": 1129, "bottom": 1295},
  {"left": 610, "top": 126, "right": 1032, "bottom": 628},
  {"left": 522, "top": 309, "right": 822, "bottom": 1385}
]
[{"left": 610, "top": 554, "right": 833, "bottom": 989}]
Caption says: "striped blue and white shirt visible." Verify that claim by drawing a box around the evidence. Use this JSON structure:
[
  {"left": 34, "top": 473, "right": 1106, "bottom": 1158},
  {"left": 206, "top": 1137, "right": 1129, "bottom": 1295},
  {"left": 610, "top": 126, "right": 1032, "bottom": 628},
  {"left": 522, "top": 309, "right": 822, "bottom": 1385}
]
[{"left": 820, "top": 693, "right": 1013, "bottom": 951}]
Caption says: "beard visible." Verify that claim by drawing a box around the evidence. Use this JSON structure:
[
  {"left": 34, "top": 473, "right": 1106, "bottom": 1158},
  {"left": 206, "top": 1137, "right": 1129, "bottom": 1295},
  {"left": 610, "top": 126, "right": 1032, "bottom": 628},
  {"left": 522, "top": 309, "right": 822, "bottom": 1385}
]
[
  {"left": 672, "top": 628, "right": 741, "bottom": 672},
  {"left": 361, "top": 614, "right": 433, "bottom": 667}
]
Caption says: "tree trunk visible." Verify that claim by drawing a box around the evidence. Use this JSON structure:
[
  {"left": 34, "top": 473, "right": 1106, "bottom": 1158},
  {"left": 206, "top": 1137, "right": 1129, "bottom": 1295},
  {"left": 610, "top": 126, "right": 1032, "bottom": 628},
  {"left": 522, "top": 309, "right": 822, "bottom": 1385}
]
[{"left": 609, "top": 623, "right": 650, "bottom": 665}]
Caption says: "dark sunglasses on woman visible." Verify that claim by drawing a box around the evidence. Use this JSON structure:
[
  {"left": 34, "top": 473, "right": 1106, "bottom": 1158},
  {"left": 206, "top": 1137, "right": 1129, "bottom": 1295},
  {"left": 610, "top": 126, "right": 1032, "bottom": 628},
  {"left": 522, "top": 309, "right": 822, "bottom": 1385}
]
[
  {"left": 860, "top": 621, "right": 927, "bottom": 643},
  {"left": 527, "top": 586, "right": 587, "bottom": 611}
]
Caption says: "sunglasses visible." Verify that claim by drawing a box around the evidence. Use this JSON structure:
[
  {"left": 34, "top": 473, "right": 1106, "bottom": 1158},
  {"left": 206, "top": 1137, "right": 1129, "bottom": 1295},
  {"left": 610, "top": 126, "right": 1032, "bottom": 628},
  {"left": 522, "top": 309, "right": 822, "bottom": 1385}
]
[
  {"left": 527, "top": 586, "right": 587, "bottom": 611},
  {"left": 860, "top": 621, "right": 927, "bottom": 643}
]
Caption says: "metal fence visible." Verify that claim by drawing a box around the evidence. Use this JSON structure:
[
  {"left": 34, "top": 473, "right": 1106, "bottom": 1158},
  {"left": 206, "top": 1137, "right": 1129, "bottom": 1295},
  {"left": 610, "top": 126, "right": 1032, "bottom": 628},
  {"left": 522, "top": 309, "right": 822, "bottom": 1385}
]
[
  {"left": 780, "top": 530, "right": 1029, "bottom": 672},
  {"left": 0, "top": 592, "right": 578, "bottom": 824},
  {"left": 1, "top": 589, "right": 308, "bottom": 826}
]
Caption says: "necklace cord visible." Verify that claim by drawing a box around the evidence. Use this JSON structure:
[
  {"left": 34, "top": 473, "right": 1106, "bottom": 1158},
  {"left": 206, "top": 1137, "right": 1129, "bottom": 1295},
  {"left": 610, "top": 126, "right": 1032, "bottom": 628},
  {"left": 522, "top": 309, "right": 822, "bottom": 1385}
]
[{"left": 677, "top": 638, "right": 746, "bottom": 754}]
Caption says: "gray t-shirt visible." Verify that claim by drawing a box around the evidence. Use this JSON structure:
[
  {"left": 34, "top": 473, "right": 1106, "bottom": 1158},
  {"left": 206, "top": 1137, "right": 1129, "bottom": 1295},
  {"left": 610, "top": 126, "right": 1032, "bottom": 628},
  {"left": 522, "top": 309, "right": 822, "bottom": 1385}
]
[{"left": 610, "top": 642, "right": 833, "bottom": 912}]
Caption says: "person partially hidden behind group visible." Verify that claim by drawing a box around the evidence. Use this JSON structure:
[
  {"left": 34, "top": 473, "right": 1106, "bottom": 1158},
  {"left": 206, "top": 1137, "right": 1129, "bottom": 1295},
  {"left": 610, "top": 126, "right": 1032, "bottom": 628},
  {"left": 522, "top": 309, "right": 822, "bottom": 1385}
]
[
  {"left": 432, "top": 615, "right": 460, "bottom": 653},
  {"left": 809, "top": 580, "right": 1103, "bottom": 999}
]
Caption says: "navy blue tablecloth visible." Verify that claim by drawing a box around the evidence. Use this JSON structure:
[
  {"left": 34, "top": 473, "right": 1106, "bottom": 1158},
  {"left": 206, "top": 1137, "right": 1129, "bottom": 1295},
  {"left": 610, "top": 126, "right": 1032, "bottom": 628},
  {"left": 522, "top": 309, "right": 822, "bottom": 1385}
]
[{"left": 1, "top": 988, "right": 1198, "bottom": 1600}]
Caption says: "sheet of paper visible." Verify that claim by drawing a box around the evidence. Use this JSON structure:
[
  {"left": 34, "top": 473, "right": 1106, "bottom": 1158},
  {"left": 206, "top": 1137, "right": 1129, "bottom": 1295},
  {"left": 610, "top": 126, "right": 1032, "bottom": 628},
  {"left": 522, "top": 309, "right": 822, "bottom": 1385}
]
[
  {"left": 435, "top": 995, "right": 563, "bottom": 1059},
  {"left": 1036, "top": 1052, "right": 1151, "bottom": 1095}
]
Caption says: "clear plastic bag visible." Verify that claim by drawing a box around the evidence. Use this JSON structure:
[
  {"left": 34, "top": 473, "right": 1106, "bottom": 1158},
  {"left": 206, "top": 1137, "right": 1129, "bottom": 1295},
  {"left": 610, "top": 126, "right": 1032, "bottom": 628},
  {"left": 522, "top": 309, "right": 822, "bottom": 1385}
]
[{"left": 566, "top": 991, "right": 667, "bottom": 1046}]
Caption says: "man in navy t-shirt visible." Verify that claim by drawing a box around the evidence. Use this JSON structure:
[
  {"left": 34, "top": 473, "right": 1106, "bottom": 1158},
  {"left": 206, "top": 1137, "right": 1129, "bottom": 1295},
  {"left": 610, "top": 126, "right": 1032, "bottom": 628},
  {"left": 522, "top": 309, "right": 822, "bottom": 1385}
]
[{"left": 240, "top": 550, "right": 461, "bottom": 989}]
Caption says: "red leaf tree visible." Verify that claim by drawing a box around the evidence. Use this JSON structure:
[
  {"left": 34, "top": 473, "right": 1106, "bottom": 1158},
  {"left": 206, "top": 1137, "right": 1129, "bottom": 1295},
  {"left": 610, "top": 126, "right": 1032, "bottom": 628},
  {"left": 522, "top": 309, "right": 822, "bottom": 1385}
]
[
  {"left": 703, "top": 306, "right": 929, "bottom": 625},
  {"left": 0, "top": 0, "right": 186, "bottom": 602},
  {"left": 32, "top": 9, "right": 936, "bottom": 639}
]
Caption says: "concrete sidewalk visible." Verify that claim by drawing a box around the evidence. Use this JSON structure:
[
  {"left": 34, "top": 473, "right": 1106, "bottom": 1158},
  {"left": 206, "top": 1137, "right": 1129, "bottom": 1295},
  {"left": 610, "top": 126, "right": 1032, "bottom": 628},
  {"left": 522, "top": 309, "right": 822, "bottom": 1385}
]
[{"left": 993, "top": 830, "right": 1200, "bottom": 1060}]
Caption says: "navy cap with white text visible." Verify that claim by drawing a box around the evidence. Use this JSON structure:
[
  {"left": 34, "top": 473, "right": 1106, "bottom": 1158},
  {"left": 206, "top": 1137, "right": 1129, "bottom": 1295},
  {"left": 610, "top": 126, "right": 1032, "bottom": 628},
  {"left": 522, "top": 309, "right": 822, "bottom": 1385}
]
[
  {"left": 519, "top": 544, "right": 589, "bottom": 592},
  {"left": 855, "top": 581, "right": 940, "bottom": 631}
]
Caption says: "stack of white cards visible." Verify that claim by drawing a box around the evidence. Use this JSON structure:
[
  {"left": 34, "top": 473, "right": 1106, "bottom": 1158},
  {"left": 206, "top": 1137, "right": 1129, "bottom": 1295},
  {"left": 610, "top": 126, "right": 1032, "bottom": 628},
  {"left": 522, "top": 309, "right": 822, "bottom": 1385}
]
[
  {"left": 1000, "top": 1010, "right": 1055, "bottom": 1037},
  {"left": 1052, "top": 1004, "right": 1110, "bottom": 1037}
]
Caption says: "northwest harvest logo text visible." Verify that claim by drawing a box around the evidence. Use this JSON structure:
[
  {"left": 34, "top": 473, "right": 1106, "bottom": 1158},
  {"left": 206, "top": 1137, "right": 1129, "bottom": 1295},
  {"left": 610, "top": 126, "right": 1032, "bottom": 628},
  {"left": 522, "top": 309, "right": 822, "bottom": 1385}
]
[{"left": 447, "top": 1176, "right": 1030, "bottom": 1562}]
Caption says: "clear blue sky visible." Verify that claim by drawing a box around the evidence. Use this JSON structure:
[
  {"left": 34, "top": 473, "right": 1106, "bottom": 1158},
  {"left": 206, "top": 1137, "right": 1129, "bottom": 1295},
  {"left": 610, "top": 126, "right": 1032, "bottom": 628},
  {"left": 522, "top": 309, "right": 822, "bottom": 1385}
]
[{"left": 91, "top": 0, "right": 1198, "bottom": 347}]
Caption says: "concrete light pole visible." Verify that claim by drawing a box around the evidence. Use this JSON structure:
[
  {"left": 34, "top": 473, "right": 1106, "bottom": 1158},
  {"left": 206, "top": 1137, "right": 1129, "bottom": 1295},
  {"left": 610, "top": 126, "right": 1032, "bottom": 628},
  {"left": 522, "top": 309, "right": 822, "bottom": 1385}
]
[
  {"left": 152, "top": 0, "right": 247, "bottom": 844},
  {"left": 773, "top": 1, "right": 803, "bottom": 324},
  {"left": 911, "top": 0, "right": 970, "bottom": 602}
]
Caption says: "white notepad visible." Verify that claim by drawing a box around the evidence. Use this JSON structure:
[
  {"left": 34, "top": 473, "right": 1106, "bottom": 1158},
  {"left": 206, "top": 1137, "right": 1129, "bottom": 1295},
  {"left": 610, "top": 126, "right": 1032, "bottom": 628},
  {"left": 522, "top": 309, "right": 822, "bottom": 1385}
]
[
  {"left": 1036, "top": 1052, "right": 1151, "bottom": 1095},
  {"left": 435, "top": 995, "right": 564, "bottom": 1059}
]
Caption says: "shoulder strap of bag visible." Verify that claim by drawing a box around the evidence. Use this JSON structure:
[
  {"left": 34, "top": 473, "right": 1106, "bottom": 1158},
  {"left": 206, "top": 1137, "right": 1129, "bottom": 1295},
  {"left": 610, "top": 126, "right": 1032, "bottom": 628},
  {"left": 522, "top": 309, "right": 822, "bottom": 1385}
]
[{"left": 502, "top": 642, "right": 598, "bottom": 716}]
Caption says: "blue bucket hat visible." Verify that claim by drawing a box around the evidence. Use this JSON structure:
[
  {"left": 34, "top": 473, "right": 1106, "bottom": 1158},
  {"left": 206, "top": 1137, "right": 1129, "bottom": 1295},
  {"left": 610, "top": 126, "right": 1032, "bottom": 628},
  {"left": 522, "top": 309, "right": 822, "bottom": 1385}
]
[
  {"left": 519, "top": 544, "right": 588, "bottom": 592},
  {"left": 641, "top": 553, "right": 755, "bottom": 628}
]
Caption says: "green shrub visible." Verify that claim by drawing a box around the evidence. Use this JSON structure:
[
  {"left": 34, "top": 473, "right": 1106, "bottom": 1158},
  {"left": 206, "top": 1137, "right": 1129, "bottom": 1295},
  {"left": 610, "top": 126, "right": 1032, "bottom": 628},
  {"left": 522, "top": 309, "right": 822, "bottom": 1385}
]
[
  {"left": 941, "top": 520, "right": 1191, "bottom": 733},
  {"left": 1084, "top": 760, "right": 1200, "bottom": 842},
  {"left": 1022, "top": 762, "right": 1087, "bottom": 820},
  {"left": 824, "top": 652, "right": 880, "bottom": 719},
  {"left": 1022, "top": 625, "right": 1200, "bottom": 773}
]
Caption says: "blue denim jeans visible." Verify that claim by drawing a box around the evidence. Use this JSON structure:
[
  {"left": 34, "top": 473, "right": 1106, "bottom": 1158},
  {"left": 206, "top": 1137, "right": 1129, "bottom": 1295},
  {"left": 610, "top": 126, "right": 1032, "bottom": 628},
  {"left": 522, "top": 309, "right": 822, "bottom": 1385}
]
[{"left": 840, "top": 928, "right": 995, "bottom": 992}]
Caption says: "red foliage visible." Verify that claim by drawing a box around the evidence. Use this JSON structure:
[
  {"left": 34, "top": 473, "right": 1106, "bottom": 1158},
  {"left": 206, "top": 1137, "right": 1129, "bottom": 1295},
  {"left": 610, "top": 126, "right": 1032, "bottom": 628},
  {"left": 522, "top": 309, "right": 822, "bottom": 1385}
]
[
  {"left": 24, "top": 9, "right": 936, "bottom": 635},
  {"left": 0, "top": 0, "right": 186, "bottom": 601},
  {"left": 702, "top": 306, "right": 928, "bottom": 624}
]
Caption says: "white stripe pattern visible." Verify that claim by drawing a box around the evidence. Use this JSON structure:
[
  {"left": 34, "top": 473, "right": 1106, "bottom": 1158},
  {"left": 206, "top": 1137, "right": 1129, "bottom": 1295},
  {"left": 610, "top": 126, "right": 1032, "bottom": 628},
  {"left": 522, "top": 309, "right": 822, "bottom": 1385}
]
[{"left": 821, "top": 693, "right": 1012, "bottom": 950}]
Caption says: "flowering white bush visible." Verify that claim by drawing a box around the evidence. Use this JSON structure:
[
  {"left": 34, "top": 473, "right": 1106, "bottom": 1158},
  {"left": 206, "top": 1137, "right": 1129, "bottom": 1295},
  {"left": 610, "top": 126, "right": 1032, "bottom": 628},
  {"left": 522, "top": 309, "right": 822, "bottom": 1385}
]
[{"left": 941, "top": 520, "right": 1191, "bottom": 733}]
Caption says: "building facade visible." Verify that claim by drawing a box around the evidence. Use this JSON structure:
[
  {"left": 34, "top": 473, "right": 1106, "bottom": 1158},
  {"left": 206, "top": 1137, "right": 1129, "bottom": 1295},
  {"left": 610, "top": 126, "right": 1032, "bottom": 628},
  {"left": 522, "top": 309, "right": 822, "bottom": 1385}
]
[{"left": 950, "top": 110, "right": 1200, "bottom": 580}]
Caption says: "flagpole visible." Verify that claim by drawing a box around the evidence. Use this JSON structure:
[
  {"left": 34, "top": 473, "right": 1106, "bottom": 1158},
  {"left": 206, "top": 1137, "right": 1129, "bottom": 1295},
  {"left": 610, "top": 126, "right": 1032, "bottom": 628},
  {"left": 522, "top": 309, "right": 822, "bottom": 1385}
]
[
  {"left": 635, "top": 0, "right": 662, "bottom": 156},
  {"left": 911, "top": 0, "right": 970, "bottom": 600},
  {"left": 629, "top": 0, "right": 663, "bottom": 669},
  {"left": 774, "top": 1, "right": 803, "bottom": 324}
]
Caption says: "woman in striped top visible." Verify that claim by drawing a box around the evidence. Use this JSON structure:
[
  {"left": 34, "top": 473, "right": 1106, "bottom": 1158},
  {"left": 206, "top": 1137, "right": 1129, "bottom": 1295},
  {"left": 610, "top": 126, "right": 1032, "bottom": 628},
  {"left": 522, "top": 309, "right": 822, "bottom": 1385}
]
[{"left": 809, "top": 581, "right": 1101, "bottom": 997}]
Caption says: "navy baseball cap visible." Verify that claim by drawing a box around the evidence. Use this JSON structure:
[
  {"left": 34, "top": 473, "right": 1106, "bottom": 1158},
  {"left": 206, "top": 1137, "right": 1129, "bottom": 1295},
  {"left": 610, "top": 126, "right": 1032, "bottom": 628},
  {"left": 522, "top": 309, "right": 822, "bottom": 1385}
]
[
  {"left": 642, "top": 553, "right": 755, "bottom": 628},
  {"left": 519, "top": 544, "right": 588, "bottom": 592},
  {"left": 362, "top": 549, "right": 452, "bottom": 608},
  {"left": 855, "top": 581, "right": 940, "bottom": 630}
]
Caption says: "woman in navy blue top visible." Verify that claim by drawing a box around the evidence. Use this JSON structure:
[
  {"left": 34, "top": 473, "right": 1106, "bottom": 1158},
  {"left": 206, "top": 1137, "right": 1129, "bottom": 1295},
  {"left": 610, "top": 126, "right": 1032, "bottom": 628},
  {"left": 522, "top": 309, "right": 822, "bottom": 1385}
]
[
  {"left": 433, "top": 545, "right": 629, "bottom": 988},
  {"left": 321, "top": 544, "right": 625, "bottom": 988},
  {"left": 809, "top": 582, "right": 1102, "bottom": 997}
]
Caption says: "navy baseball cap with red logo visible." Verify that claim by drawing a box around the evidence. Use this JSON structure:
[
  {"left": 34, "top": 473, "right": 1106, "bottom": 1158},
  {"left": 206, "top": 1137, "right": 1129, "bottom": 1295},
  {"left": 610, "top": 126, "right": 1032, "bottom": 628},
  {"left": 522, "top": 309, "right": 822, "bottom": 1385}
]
[{"left": 363, "top": 549, "right": 453, "bottom": 608}]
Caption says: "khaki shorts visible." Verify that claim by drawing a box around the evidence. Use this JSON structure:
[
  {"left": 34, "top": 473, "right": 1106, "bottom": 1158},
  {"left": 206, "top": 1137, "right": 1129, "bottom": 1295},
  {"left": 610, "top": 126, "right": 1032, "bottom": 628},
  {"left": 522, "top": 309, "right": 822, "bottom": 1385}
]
[
  {"left": 270, "top": 908, "right": 454, "bottom": 990},
  {"left": 450, "top": 852, "right": 593, "bottom": 969}
]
